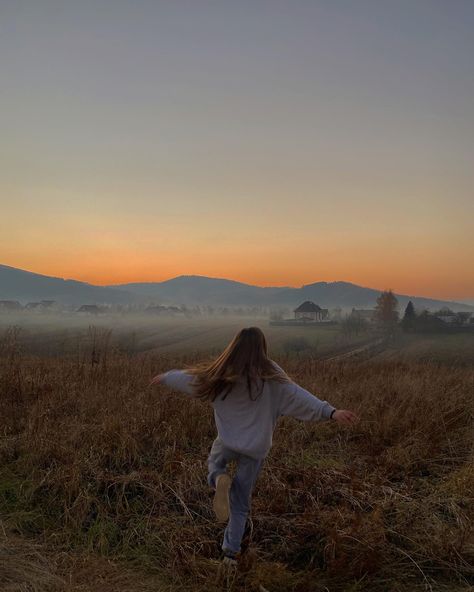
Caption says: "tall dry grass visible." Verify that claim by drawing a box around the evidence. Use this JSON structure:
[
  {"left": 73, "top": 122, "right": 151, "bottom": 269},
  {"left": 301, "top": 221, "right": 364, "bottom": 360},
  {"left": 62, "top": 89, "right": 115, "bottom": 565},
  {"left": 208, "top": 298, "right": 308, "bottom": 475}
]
[{"left": 0, "top": 326, "right": 473, "bottom": 591}]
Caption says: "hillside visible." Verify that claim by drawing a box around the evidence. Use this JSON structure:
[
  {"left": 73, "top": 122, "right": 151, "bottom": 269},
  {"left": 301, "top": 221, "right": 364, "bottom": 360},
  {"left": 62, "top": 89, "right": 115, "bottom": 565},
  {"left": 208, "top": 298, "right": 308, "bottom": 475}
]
[
  {"left": 112, "top": 275, "right": 473, "bottom": 311},
  {"left": 0, "top": 264, "right": 139, "bottom": 306},
  {"left": 1, "top": 264, "right": 472, "bottom": 312}
]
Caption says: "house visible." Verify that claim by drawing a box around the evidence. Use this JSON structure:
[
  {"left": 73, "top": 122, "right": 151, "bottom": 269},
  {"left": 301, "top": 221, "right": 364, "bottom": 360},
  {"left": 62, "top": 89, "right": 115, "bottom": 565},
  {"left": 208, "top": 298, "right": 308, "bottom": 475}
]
[
  {"left": 146, "top": 305, "right": 168, "bottom": 314},
  {"left": 40, "top": 300, "right": 56, "bottom": 309},
  {"left": 435, "top": 313, "right": 458, "bottom": 324},
  {"left": 294, "top": 301, "right": 329, "bottom": 322},
  {"left": 351, "top": 308, "right": 376, "bottom": 323},
  {"left": 25, "top": 300, "right": 58, "bottom": 312},
  {"left": 25, "top": 302, "right": 42, "bottom": 310},
  {"left": 77, "top": 304, "right": 102, "bottom": 314},
  {"left": 146, "top": 304, "right": 184, "bottom": 315},
  {"left": 435, "top": 310, "right": 472, "bottom": 325},
  {"left": 0, "top": 300, "right": 22, "bottom": 311}
]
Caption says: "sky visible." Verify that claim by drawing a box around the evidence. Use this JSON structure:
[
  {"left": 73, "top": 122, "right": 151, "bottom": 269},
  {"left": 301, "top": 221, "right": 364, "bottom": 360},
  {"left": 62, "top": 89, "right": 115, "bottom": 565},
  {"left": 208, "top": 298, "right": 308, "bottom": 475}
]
[{"left": 1, "top": 0, "right": 473, "bottom": 299}]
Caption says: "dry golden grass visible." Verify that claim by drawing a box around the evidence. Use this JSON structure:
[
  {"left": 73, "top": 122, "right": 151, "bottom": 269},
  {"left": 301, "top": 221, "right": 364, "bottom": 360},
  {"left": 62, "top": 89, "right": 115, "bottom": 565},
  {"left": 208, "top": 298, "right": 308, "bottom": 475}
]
[{"left": 0, "top": 326, "right": 473, "bottom": 591}]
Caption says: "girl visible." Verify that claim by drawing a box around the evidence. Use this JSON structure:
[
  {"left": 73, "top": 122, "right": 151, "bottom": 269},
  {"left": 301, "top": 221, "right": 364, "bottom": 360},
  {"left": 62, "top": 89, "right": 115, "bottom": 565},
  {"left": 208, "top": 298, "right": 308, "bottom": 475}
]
[{"left": 150, "top": 326, "right": 358, "bottom": 564}]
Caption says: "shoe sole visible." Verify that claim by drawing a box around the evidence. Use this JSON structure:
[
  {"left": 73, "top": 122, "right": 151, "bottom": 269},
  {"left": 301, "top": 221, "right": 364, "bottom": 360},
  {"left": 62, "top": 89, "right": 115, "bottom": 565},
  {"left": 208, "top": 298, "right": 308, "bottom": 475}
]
[{"left": 213, "top": 474, "right": 232, "bottom": 522}]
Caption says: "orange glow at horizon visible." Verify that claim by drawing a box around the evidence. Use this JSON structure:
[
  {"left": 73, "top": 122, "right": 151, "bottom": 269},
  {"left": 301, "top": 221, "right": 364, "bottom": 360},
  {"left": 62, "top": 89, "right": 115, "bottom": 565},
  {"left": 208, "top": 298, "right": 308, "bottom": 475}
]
[
  {"left": 3, "top": 250, "right": 473, "bottom": 302},
  {"left": 2, "top": 3, "right": 474, "bottom": 303}
]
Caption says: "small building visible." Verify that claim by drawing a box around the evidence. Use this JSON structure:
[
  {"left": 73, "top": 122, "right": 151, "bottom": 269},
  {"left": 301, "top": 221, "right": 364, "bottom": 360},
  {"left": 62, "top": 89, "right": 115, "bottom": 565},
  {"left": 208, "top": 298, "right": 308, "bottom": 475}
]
[
  {"left": 25, "top": 300, "right": 58, "bottom": 312},
  {"left": 77, "top": 304, "right": 102, "bottom": 314},
  {"left": 146, "top": 305, "right": 168, "bottom": 314},
  {"left": 40, "top": 300, "right": 56, "bottom": 309},
  {"left": 0, "top": 300, "right": 22, "bottom": 311},
  {"left": 435, "top": 310, "right": 472, "bottom": 325},
  {"left": 146, "top": 304, "right": 183, "bottom": 315},
  {"left": 435, "top": 314, "right": 458, "bottom": 324},
  {"left": 294, "top": 301, "right": 329, "bottom": 322},
  {"left": 25, "top": 302, "right": 42, "bottom": 310}
]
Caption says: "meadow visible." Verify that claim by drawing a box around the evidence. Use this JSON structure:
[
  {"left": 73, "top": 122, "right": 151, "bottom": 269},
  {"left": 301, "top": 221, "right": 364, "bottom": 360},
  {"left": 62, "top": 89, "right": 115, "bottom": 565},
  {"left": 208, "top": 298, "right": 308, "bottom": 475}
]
[
  {"left": 0, "top": 313, "right": 354, "bottom": 358},
  {"left": 1, "top": 318, "right": 473, "bottom": 591}
]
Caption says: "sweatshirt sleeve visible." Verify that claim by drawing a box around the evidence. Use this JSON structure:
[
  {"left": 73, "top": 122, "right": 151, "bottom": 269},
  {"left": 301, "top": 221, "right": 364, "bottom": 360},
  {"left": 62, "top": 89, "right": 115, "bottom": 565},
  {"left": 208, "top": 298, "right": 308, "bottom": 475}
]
[
  {"left": 278, "top": 381, "right": 336, "bottom": 422},
  {"left": 270, "top": 359, "right": 288, "bottom": 375},
  {"left": 160, "top": 370, "right": 198, "bottom": 397}
]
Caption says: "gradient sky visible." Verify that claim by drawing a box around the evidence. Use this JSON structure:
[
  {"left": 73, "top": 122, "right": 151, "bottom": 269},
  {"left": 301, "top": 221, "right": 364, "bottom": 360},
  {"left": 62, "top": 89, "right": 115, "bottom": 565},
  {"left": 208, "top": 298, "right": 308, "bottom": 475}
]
[{"left": 1, "top": 1, "right": 473, "bottom": 299}]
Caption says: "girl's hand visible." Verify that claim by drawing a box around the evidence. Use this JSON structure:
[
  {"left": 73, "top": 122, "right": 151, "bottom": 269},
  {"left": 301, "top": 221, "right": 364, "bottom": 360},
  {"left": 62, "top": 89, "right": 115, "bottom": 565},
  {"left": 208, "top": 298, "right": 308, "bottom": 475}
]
[
  {"left": 149, "top": 373, "right": 165, "bottom": 386},
  {"left": 332, "top": 409, "right": 359, "bottom": 425}
]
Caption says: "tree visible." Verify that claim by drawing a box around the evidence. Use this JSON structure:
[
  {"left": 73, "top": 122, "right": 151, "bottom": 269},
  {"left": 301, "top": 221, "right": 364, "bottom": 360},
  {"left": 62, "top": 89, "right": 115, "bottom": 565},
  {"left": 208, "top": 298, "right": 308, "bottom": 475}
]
[
  {"left": 374, "top": 290, "right": 399, "bottom": 333},
  {"left": 401, "top": 300, "right": 416, "bottom": 331}
]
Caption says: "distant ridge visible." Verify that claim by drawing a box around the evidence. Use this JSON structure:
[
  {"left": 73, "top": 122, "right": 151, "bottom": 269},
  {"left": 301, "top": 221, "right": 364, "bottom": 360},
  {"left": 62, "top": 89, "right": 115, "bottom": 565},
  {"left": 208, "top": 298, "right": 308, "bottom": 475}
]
[
  {"left": 110, "top": 275, "right": 474, "bottom": 311},
  {"left": 1, "top": 264, "right": 473, "bottom": 312},
  {"left": 0, "top": 264, "right": 139, "bottom": 306}
]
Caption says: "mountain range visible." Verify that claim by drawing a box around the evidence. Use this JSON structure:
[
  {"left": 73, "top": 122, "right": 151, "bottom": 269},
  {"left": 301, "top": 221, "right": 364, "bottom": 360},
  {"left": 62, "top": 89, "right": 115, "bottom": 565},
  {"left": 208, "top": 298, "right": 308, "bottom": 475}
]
[{"left": 0, "top": 263, "right": 472, "bottom": 312}]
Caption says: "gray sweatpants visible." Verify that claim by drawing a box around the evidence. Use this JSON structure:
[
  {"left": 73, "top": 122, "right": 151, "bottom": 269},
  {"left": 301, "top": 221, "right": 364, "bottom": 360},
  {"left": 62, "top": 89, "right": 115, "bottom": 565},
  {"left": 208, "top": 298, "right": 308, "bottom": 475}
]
[{"left": 207, "top": 437, "right": 264, "bottom": 555}]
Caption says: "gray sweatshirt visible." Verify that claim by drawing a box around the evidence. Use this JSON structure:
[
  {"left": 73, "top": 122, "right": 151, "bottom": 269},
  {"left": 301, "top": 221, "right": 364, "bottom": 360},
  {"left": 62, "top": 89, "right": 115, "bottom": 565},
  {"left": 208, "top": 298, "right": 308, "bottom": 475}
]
[{"left": 160, "top": 361, "right": 336, "bottom": 459}]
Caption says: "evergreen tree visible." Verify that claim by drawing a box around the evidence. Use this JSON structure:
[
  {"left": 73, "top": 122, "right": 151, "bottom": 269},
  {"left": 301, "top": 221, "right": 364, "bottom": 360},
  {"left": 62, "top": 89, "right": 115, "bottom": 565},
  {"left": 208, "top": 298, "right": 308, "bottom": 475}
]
[{"left": 401, "top": 300, "right": 416, "bottom": 330}]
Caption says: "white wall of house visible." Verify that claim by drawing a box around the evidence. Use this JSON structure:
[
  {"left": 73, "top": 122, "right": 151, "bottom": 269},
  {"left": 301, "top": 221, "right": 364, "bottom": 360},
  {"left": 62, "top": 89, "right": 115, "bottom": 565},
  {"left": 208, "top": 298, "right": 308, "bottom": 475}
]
[{"left": 295, "top": 311, "right": 323, "bottom": 321}]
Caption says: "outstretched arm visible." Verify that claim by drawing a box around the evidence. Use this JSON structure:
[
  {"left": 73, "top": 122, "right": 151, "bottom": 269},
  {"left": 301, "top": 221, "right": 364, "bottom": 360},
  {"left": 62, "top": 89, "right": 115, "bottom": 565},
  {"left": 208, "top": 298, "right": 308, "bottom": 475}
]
[
  {"left": 149, "top": 373, "right": 165, "bottom": 386},
  {"left": 332, "top": 409, "right": 359, "bottom": 425},
  {"left": 149, "top": 369, "right": 197, "bottom": 396},
  {"left": 279, "top": 381, "right": 358, "bottom": 425}
]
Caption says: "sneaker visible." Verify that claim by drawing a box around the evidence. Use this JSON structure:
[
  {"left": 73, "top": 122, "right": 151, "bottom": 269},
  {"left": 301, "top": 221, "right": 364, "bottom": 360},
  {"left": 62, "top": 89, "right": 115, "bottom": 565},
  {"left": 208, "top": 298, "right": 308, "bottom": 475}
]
[
  {"left": 222, "top": 554, "right": 238, "bottom": 567},
  {"left": 213, "top": 473, "right": 232, "bottom": 522},
  {"left": 221, "top": 547, "right": 237, "bottom": 560},
  {"left": 216, "top": 552, "right": 238, "bottom": 586}
]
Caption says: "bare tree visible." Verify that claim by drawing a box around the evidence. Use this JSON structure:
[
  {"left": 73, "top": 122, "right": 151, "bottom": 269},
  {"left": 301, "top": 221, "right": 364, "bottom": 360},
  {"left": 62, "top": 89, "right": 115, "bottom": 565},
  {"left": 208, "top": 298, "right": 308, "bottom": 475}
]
[{"left": 375, "top": 290, "right": 399, "bottom": 334}]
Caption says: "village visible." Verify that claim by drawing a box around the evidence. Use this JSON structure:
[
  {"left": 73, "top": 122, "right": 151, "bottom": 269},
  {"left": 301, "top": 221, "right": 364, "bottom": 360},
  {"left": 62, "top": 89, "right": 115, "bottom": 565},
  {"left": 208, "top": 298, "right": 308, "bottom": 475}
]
[{"left": 1, "top": 296, "right": 473, "bottom": 333}]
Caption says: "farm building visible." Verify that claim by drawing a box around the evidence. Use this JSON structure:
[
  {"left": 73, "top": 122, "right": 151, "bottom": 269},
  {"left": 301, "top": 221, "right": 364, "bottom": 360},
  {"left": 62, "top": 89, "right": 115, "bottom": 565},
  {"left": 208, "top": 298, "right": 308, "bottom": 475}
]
[
  {"left": 25, "top": 302, "right": 42, "bottom": 310},
  {"left": 435, "top": 309, "right": 472, "bottom": 325},
  {"left": 25, "top": 300, "right": 58, "bottom": 312},
  {"left": 436, "top": 313, "right": 458, "bottom": 324},
  {"left": 146, "top": 305, "right": 184, "bottom": 315},
  {"left": 0, "top": 300, "right": 22, "bottom": 311},
  {"left": 77, "top": 304, "right": 103, "bottom": 314},
  {"left": 294, "top": 301, "right": 329, "bottom": 322}
]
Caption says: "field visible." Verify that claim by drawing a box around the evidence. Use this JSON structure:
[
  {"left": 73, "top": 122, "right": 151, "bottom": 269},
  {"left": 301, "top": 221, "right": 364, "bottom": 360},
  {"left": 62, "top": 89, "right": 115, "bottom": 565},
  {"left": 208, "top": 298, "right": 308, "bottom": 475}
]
[
  {"left": 0, "top": 313, "right": 368, "bottom": 358},
  {"left": 1, "top": 318, "right": 473, "bottom": 591}
]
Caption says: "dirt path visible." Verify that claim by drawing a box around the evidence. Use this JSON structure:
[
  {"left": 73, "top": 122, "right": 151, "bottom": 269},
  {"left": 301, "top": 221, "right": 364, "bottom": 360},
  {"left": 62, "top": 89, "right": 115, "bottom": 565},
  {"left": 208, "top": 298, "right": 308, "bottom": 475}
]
[{"left": 320, "top": 337, "right": 387, "bottom": 361}]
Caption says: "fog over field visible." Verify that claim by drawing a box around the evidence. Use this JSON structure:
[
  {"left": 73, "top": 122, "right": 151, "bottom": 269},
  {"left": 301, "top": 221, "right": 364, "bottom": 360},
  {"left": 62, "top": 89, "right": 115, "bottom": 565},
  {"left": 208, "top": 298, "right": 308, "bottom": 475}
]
[{"left": 1, "top": 310, "right": 473, "bottom": 364}]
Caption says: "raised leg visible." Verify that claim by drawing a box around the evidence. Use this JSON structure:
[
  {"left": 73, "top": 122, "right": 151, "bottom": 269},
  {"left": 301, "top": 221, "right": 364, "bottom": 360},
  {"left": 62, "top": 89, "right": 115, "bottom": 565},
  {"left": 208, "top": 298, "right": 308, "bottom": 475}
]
[{"left": 207, "top": 437, "right": 238, "bottom": 489}]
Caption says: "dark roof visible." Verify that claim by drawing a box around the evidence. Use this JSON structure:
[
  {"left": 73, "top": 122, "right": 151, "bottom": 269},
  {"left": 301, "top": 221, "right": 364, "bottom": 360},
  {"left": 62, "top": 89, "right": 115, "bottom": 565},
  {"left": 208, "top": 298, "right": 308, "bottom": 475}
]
[
  {"left": 294, "top": 301, "right": 322, "bottom": 313},
  {"left": 0, "top": 300, "right": 22, "bottom": 309},
  {"left": 77, "top": 304, "right": 101, "bottom": 312}
]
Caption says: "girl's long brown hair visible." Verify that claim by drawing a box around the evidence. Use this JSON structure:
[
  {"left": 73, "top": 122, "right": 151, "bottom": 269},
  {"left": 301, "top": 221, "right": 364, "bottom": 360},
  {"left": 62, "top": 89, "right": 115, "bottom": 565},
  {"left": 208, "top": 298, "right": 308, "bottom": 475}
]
[{"left": 185, "top": 326, "right": 290, "bottom": 401}]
